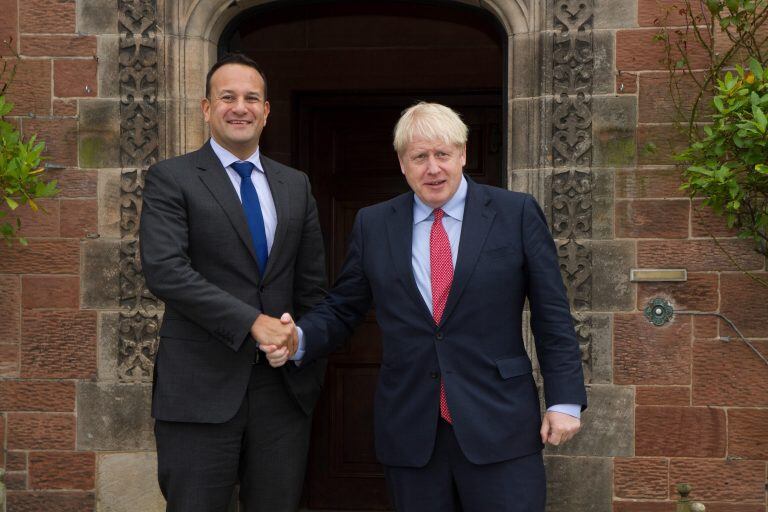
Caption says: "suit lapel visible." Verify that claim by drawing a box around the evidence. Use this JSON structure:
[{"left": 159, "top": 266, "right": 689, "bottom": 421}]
[
  {"left": 439, "top": 179, "right": 495, "bottom": 327},
  {"left": 195, "top": 142, "right": 262, "bottom": 270},
  {"left": 386, "top": 193, "right": 435, "bottom": 325},
  {"left": 261, "top": 155, "right": 290, "bottom": 280}
]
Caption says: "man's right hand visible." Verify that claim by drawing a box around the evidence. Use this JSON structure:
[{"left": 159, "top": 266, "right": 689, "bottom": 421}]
[{"left": 250, "top": 313, "right": 297, "bottom": 356}]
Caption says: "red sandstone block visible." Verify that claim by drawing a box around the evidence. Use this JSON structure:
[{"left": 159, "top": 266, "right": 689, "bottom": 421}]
[
  {"left": 53, "top": 60, "right": 97, "bottom": 98},
  {"left": 727, "top": 409, "right": 768, "bottom": 460},
  {"left": 21, "top": 275, "right": 79, "bottom": 310},
  {"left": 5, "top": 491, "right": 95, "bottom": 512},
  {"left": 45, "top": 169, "right": 97, "bottom": 198},
  {"left": 617, "top": 73, "right": 638, "bottom": 94},
  {"left": 693, "top": 340, "right": 768, "bottom": 406},
  {"left": 615, "top": 457, "right": 669, "bottom": 499},
  {"left": 617, "top": 29, "right": 711, "bottom": 72},
  {"left": 21, "top": 35, "right": 96, "bottom": 57},
  {"left": 0, "top": 0, "right": 18, "bottom": 55},
  {"left": 636, "top": 406, "right": 726, "bottom": 458},
  {"left": 693, "top": 315, "right": 718, "bottom": 339},
  {"left": 637, "top": 124, "right": 691, "bottom": 165},
  {"left": 22, "top": 118, "right": 78, "bottom": 166},
  {"left": 28, "top": 451, "right": 95, "bottom": 490},
  {"left": 4, "top": 59, "right": 52, "bottom": 116},
  {"left": 613, "top": 501, "right": 675, "bottom": 512},
  {"left": 60, "top": 199, "right": 97, "bottom": 238},
  {"left": 668, "top": 459, "right": 765, "bottom": 502},
  {"left": 7, "top": 450, "right": 28, "bottom": 471},
  {"left": 700, "top": 504, "right": 766, "bottom": 512},
  {"left": 19, "top": 0, "right": 76, "bottom": 34},
  {"left": 616, "top": 168, "right": 688, "bottom": 199},
  {"left": 3, "top": 199, "right": 61, "bottom": 238},
  {"left": 614, "top": 313, "right": 692, "bottom": 385},
  {"left": 637, "top": 239, "right": 765, "bottom": 271},
  {"left": 0, "top": 415, "right": 4, "bottom": 465},
  {"left": 0, "top": 343, "right": 20, "bottom": 377},
  {"left": 0, "top": 274, "right": 21, "bottom": 343},
  {"left": 639, "top": 72, "right": 711, "bottom": 124},
  {"left": 615, "top": 199, "right": 690, "bottom": 238},
  {"left": 21, "top": 310, "right": 97, "bottom": 379},
  {"left": 5, "top": 470, "right": 28, "bottom": 490},
  {"left": 720, "top": 273, "right": 768, "bottom": 338},
  {"left": 0, "top": 239, "right": 80, "bottom": 274},
  {"left": 0, "top": 380, "right": 75, "bottom": 411},
  {"left": 7, "top": 413, "right": 75, "bottom": 450},
  {"left": 52, "top": 99, "right": 77, "bottom": 117},
  {"left": 636, "top": 386, "right": 690, "bottom": 406},
  {"left": 638, "top": 0, "right": 711, "bottom": 27},
  {"left": 691, "top": 199, "right": 740, "bottom": 238},
  {"left": 637, "top": 273, "right": 719, "bottom": 312}
]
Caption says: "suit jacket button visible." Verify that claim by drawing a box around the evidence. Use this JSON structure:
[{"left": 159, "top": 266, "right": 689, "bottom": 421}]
[
  {"left": 435, "top": 332, "right": 444, "bottom": 340},
  {"left": 430, "top": 372, "right": 439, "bottom": 379}
]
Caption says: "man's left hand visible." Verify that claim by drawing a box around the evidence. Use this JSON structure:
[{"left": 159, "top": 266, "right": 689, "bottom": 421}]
[{"left": 540, "top": 411, "right": 580, "bottom": 446}]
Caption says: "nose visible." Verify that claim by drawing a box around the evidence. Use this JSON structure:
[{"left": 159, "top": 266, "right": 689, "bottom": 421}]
[
  {"left": 426, "top": 155, "right": 440, "bottom": 173},
  {"left": 232, "top": 96, "right": 248, "bottom": 113}
]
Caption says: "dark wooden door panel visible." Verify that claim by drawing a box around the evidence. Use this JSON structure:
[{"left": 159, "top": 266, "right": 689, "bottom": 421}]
[{"left": 299, "top": 92, "right": 502, "bottom": 510}]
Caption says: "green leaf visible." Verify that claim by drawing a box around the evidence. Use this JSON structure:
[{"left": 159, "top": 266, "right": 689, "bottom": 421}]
[
  {"left": 4, "top": 197, "right": 18, "bottom": 210},
  {"left": 749, "top": 59, "right": 764, "bottom": 81},
  {"left": 753, "top": 105, "right": 767, "bottom": 132},
  {"left": 713, "top": 96, "right": 725, "bottom": 112}
]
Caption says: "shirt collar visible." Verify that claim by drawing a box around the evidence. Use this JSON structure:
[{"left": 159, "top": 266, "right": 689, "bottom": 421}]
[
  {"left": 209, "top": 137, "right": 264, "bottom": 173},
  {"left": 413, "top": 175, "right": 467, "bottom": 225}
]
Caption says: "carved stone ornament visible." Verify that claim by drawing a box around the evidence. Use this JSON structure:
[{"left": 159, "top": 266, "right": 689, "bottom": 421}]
[{"left": 118, "top": 0, "right": 160, "bottom": 381}]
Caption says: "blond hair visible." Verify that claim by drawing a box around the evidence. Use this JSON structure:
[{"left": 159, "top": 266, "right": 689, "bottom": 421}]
[{"left": 393, "top": 102, "right": 468, "bottom": 155}]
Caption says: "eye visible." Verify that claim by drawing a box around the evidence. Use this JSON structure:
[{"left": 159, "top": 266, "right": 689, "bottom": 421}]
[
  {"left": 246, "top": 95, "right": 261, "bottom": 103},
  {"left": 220, "top": 94, "right": 235, "bottom": 103}
]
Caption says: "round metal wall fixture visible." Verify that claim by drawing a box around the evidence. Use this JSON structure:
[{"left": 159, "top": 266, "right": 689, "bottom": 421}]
[{"left": 644, "top": 298, "right": 674, "bottom": 326}]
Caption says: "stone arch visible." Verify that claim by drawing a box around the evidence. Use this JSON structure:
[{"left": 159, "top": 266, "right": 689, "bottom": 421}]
[{"left": 160, "top": 0, "right": 535, "bottom": 158}]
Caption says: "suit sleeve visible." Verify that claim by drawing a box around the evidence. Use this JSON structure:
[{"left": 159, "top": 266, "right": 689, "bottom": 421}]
[
  {"left": 297, "top": 210, "right": 373, "bottom": 362},
  {"left": 521, "top": 194, "right": 588, "bottom": 411},
  {"left": 292, "top": 173, "right": 328, "bottom": 319},
  {"left": 139, "top": 164, "right": 260, "bottom": 351}
]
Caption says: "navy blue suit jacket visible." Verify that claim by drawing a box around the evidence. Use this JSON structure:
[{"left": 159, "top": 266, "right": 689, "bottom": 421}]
[{"left": 298, "top": 177, "right": 587, "bottom": 467}]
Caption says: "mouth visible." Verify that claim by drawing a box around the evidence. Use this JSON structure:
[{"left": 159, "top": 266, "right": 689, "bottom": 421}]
[
  {"left": 424, "top": 179, "right": 446, "bottom": 188},
  {"left": 227, "top": 120, "right": 252, "bottom": 126}
]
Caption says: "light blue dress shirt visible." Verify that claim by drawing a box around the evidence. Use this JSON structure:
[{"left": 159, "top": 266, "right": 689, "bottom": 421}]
[
  {"left": 294, "top": 175, "right": 579, "bottom": 419},
  {"left": 210, "top": 137, "right": 277, "bottom": 254}
]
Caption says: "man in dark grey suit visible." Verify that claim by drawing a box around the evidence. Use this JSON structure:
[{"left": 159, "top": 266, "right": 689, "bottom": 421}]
[{"left": 139, "top": 54, "right": 327, "bottom": 512}]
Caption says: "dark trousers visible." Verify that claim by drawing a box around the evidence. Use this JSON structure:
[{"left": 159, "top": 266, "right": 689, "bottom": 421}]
[
  {"left": 385, "top": 420, "right": 546, "bottom": 512},
  {"left": 155, "top": 364, "right": 312, "bottom": 512}
]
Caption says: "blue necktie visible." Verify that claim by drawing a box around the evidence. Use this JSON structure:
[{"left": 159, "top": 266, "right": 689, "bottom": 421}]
[{"left": 231, "top": 161, "right": 268, "bottom": 275}]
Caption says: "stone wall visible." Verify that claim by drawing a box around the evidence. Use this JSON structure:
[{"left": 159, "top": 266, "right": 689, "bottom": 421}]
[{"left": 0, "top": 0, "right": 765, "bottom": 511}]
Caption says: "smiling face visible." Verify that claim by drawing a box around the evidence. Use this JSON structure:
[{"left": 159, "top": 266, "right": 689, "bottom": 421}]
[
  {"left": 202, "top": 63, "right": 270, "bottom": 160},
  {"left": 399, "top": 137, "right": 466, "bottom": 209}
]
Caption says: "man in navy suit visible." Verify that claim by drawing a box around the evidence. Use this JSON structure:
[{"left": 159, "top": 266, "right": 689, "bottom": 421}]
[{"left": 263, "top": 102, "right": 587, "bottom": 511}]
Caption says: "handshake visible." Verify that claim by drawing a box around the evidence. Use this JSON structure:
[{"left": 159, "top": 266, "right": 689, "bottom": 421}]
[{"left": 250, "top": 313, "right": 299, "bottom": 367}]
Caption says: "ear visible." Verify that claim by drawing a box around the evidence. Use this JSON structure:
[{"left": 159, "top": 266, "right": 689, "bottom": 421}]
[
  {"left": 263, "top": 100, "right": 271, "bottom": 124},
  {"left": 201, "top": 97, "right": 211, "bottom": 123},
  {"left": 460, "top": 145, "right": 467, "bottom": 167},
  {"left": 397, "top": 155, "right": 406, "bottom": 175}
]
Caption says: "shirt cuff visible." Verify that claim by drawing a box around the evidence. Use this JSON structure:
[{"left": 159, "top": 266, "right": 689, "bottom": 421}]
[
  {"left": 547, "top": 404, "right": 581, "bottom": 419},
  {"left": 290, "top": 326, "right": 306, "bottom": 362}
]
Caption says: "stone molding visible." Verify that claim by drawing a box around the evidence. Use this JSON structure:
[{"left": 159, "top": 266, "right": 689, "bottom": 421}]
[{"left": 118, "top": 0, "right": 161, "bottom": 381}]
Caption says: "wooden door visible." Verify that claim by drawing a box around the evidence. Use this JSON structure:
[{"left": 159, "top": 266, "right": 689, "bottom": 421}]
[{"left": 297, "top": 92, "right": 503, "bottom": 510}]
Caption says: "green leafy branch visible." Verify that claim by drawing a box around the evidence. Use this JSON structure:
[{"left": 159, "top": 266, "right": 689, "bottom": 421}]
[{"left": 0, "top": 39, "right": 59, "bottom": 245}]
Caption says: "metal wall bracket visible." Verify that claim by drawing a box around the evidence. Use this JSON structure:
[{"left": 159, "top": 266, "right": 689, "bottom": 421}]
[{"left": 644, "top": 298, "right": 674, "bottom": 326}]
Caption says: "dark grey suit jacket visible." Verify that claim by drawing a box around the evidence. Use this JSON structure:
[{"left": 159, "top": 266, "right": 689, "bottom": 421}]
[{"left": 140, "top": 141, "right": 327, "bottom": 423}]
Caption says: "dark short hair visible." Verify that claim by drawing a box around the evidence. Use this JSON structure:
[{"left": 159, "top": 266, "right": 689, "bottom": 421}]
[{"left": 205, "top": 53, "right": 268, "bottom": 100}]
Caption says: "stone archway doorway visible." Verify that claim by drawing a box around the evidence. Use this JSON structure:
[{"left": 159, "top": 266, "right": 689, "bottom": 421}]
[{"left": 220, "top": 2, "right": 506, "bottom": 509}]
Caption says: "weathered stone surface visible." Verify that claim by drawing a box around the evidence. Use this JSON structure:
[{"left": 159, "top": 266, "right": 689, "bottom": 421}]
[
  {"left": 98, "top": 312, "right": 120, "bottom": 381},
  {"left": 728, "top": 408, "right": 768, "bottom": 460},
  {"left": 97, "top": 36, "right": 120, "bottom": 99},
  {"left": 511, "top": 31, "right": 545, "bottom": 98},
  {"left": 508, "top": 169, "right": 552, "bottom": 224},
  {"left": 510, "top": 97, "right": 549, "bottom": 170},
  {"left": 615, "top": 457, "right": 669, "bottom": 499},
  {"left": 636, "top": 406, "right": 726, "bottom": 458},
  {"left": 590, "top": 168, "right": 614, "bottom": 240},
  {"left": 546, "top": 384, "right": 633, "bottom": 457},
  {"left": 76, "top": 382, "right": 154, "bottom": 451},
  {"left": 81, "top": 239, "right": 121, "bottom": 309},
  {"left": 592, "top": 95, "right": 637, "bottom": 168},
  {"left": 593, "top": 0, "right": 638, "bottom": 29},
  {"left": 589, "top": 240, "right": 635, "bottom": 311},
  {"left": 573, "top": 313, "right": 612, "bottom": 384},
  {"left": 592, "top": 31, "right": 616, "bottom": 95},
  {"left": 98, "top": 169, "right": 122, "bottom": 239},
  {"left": 545, "top": 456, "right": 612, "bottom": 512},
  {"left": 97, "top": 453, "right": 165, "bottom": 512},
  {"left": 79, "top": 99, "right": 120, "bottom": 168},
  {"left": 77, "top": 0, "right": 118, "bottom": 34}
]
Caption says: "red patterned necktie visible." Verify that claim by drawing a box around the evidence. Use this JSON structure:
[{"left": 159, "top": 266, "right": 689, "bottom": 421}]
[{"left": 430, "top": 208, "right": 453, "bottom": 424}]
